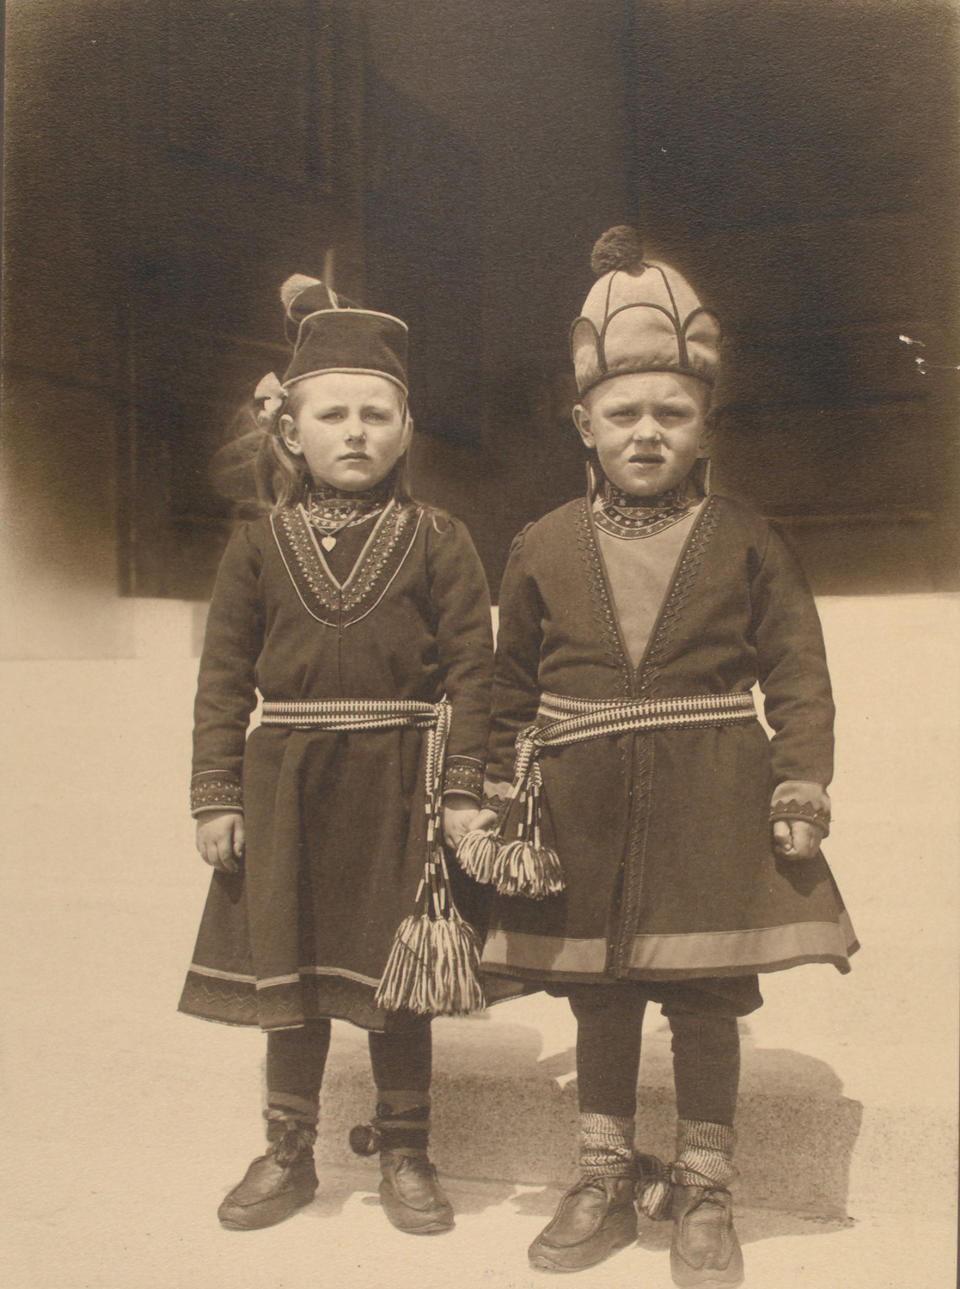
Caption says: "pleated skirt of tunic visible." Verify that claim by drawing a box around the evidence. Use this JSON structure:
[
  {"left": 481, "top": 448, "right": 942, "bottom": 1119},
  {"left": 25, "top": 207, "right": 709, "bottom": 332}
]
[{"left": 179, "top": 724, "right": 488, "bottom": 1032}]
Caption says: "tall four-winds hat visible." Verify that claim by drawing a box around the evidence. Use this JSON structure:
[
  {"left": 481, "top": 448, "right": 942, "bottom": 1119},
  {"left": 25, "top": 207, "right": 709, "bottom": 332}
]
[{"left": 570, "top": 227, "right": 720, "bottom": 397}]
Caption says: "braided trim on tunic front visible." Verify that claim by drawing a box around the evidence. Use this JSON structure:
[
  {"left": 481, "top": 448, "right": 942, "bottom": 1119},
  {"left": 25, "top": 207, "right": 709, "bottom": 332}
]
[
  {"left": 271, "top": 502, "right": 422, "bottom": 628},
  {"left": 574, "top": 500, "right": 631, "bottom": 695}
]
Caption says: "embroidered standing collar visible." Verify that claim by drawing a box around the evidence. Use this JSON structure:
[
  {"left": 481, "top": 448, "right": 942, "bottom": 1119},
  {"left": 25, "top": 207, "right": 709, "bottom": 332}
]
[
  {"left": 592, "top": 475, "right": 701, "bottom": 539},
  {"left": 306, "top": 480, "right": 392, "bottom": 538}
]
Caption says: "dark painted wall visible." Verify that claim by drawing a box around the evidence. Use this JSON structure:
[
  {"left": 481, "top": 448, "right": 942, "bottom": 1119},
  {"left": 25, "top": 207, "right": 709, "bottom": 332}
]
[{"left": 3, "top": 0, "right": 958, "bottom": 657}]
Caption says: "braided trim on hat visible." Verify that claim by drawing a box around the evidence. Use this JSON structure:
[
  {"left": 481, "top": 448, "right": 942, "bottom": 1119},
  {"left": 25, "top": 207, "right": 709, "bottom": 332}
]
[
  {"left": 283, "top": 365, "right": 408, "bottom": 395},
  {"left": 571, "top": 303, "right": 719, "bottom": 396},
  {"left": 293, "top": 306, "right": 409, "bottom": 348},
  {"left": 599, "top": 300, "right": 683, "bottom": 348},
  {"left": 576, "top": 362, "right": 715, "bottom": 400}
]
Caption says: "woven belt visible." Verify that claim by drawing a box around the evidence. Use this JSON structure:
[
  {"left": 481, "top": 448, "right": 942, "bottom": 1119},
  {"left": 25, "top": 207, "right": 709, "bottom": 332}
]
[
  {"left": 512, "top": 691, "right": 756, "bottom": 861},
  {"left": 457, "top": 690, "right": 755, "bottom": 901},
  {"left": 533, "top": 690, "right": 756, "bottom": 747},
  {"left": 259, "top": 696, "right": 484, "bottom": 1017},
  {"left": 261, "top": 697, "right": 444, "bottom": 731}
]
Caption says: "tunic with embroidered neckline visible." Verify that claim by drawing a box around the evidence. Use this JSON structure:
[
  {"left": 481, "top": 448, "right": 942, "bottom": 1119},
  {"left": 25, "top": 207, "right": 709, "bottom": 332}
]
[
  {"left": 480, "top": 487, "right": 856, "bottom": 993},
  {"left": 181, "top": 494, "right": 493, "bottom": 1032}
]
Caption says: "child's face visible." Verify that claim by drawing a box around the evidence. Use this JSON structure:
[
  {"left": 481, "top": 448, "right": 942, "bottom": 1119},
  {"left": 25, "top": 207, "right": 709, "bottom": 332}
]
[
  {"left": 573, "top": 371, "right": 709, "bottom": 497},
  {"left": 279, "top": 372, "right": 411, "bottom": 492}
]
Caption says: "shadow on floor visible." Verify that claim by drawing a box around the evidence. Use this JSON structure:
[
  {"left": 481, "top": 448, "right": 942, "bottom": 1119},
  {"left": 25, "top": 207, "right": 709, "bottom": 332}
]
[
  {"left": 509, "top": 1184, "right": 855, "bottom": 1247},
  {"left": 319, "top": 1012, "right": 863, "bottom": 1222}
]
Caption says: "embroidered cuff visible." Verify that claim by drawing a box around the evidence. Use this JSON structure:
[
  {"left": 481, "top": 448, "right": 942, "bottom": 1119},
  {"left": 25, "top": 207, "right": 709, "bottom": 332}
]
[
  {"left": 769, "top": 780, "right": 831, "bottom": 837},
  {"left": 191, "top": 773, "right": 244, "bottom": 816},
  {"left": 442, "top": 756, "right": 483, "bottom": 802}
]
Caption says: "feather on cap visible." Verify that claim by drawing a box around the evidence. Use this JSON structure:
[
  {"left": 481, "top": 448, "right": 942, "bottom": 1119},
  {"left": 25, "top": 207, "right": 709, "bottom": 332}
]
[
  {"left": 274, "top": 273, "right": 409, "bottom": 394},
  {"left": 280, "top": 273, "right": 324, "bottom": 316}
]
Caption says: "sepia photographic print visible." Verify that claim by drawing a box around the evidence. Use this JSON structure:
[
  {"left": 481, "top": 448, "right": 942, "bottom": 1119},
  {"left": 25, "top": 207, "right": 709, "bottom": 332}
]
[{"left": 2, "top": 3, "right": 958, "bottom": 1287}]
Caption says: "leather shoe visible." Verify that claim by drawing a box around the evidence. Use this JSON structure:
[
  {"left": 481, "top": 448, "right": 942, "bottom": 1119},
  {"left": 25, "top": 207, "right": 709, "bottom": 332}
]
[
  {"left": 528, "top": 1175, "right": 637, "bottom": 1272},
  {"left": 379, "top": 1149, "right": 454, "bottom": 1234},
  {"left": 670, "top": 1185, "right": 743, "bottom": 1286},
  {"left": 217, "top": 1150, "right": 318, "bottom": 1230}
]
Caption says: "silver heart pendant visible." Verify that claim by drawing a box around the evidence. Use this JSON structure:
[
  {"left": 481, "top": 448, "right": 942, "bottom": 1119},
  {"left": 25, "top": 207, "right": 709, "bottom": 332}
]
[{"left": 321, "top": 536, "right": 337, "bottom": 551}]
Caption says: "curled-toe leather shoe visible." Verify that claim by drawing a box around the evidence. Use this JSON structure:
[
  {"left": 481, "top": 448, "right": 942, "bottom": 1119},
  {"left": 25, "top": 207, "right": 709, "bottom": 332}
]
[
  {"left": 379, "top": 1149, "right": 455, "bottom": 1234},
  {"left": 528, "top": 1175, "right": 637, "bottom": 1273},
  {"left": 217, "top": 1120, "right": 318, "bottom": 1231},
  {"left": 670, "top": 1185, "right": 744, "bottom": 1287}
]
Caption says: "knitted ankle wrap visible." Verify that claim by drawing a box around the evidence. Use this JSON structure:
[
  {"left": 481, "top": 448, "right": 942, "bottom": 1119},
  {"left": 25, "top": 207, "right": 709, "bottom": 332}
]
[
  {"left": 579, "top": 1113, "right": 636, "bottom": 1178},
  {"left": 673, "top": 1118, "right": 736, "bottom": 1189}
]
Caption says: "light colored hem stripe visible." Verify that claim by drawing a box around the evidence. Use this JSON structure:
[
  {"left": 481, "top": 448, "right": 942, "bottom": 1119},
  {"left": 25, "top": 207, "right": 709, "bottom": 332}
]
[
  {"left": 625, "top": 913, "right": 857, "bottom": 971},
  {"left": 187, "top": 963, "right": 381, "bottom": 989},
  {"left": 187, "top": 964, "right": 257, "bottom": 984},
  {"left": 481, "top": 931, "right": 608, "bottom": 974},
  {"left": 481, "top": 913, "right": 857, "bottom": 976},
  {"left": 258, "top": 966, "right": 381, "bottom": 989}
]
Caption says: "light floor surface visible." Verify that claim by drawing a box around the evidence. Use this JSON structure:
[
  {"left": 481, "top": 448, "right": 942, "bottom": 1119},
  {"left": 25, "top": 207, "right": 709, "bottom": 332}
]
[
  {"left": 7, "top": 1158, "right": 955, "bottom": 1289},
  {"left": 4, "top": 594, "right": 959, "bottom": 1287}
]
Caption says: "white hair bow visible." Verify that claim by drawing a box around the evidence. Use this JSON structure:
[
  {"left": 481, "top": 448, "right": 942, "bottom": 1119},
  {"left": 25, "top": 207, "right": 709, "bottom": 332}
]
[{"left": 254, "top": 371, "right": 287, "bottom": 425}]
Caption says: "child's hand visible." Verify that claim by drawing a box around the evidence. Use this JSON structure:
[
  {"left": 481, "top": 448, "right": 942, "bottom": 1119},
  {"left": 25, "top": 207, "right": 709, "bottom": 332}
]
[
  {"left": 442, "top": 796, "right": 485, "bottom": 849},
  {"left": 196, "top": 811, "right": 245, "bottom": 874},
  {"left": 771, "top": 819, "right": 821, "bottom": 862}
]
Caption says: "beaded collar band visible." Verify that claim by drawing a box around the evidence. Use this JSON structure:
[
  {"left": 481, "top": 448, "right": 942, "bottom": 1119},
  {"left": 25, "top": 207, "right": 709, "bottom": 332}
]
[
  {"left": 592, "top": 475, "right": 701, "bottom": 539},
  {"left": 305, "top": 480, "right": 392, "bottom": 547}
]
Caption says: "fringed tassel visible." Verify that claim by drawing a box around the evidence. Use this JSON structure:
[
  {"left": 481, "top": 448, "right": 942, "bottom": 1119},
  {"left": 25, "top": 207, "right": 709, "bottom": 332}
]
[
  {"left": 376, "top": 706, "right": 489, "bottom": 1015},
  {"left": 493, "top": 839, "right": 564, "bottom": 898},
  {"left": 634, "top": 1153, "right": 673, "bottom": 1220},
  {"left": 431, "top": 907, "right": 486, "bottom": 1013},
  {"left": 456, "top": 828, "right": 500, "bottom": 883},
  {"left": 377, "top": 700, "right": 485, "bottom": 1016},
  {"left": 492, "top": 760, "right": 565, "bottom": 899},
  {"left": 374, "top": 906, "right": 484, "bottom": 1016},
  {"left": 375, "top": 913, "right": 432, "bottom": 1013}
]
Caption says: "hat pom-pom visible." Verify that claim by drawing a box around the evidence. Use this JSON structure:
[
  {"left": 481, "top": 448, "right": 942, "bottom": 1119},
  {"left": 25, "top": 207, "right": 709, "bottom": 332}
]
[
  {"left": 590, "top": 226, "right": 645, "bottom": 277},
  {"left": 280, "top": 273, "right": 323, "bottom": 317}
]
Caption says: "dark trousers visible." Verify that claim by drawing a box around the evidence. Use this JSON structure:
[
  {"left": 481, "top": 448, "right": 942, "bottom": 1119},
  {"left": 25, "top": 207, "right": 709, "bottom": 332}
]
[
  {"left": 568, "top": 981, "right": 747, "bottom": 1126},
  {"left": 266, "top": 1017, "right": 432, "bottom": 1118}
]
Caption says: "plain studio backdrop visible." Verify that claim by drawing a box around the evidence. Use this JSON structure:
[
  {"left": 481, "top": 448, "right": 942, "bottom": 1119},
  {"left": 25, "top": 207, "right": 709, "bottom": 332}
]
[{"left": 2, "top": 2, "right": 958, "bottom": 1287}]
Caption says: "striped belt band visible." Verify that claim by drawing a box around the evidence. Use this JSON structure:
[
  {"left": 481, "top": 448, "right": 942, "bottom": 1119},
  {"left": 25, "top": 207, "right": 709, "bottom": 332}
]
[
  {"left": 260, "top": 697, "right": 445, "bottom": 732},
  {"left": 477, "top": 692, "right": 756, "bottom": 899},
  {"left": 503, "top": 690, "right": 756, "bottom": 828},
  {"left": 532, "top": 690, "right": 756, "bottom": 747}
]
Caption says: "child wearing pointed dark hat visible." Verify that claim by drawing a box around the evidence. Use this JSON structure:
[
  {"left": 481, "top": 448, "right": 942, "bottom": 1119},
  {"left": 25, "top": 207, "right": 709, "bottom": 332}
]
[
  {"left": 179, "top": 275, "right": 494, "bottom": 1235},
  {"left": 459, "top": 227, "right": 858, "bottom": 1284}
]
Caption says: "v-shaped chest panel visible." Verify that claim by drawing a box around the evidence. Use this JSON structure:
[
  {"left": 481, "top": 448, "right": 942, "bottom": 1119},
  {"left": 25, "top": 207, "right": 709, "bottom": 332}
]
[
  {"left": 271, "top": 501, "right": 424, "bottom": 628},
  {"left": 597, "top": 512, "right": 699, "bottom": 670},
  {"left": 574, "top": 495, "right": 718, "bottom": 697}
]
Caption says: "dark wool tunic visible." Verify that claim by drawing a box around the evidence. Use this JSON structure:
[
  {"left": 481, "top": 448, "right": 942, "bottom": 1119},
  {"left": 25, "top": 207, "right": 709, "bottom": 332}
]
[
  {"left": 179, "top": 500, "right": 493, "bottom": 1032},
  {"left": 481, "top": 493, "right": 857, "bottom": 992}
]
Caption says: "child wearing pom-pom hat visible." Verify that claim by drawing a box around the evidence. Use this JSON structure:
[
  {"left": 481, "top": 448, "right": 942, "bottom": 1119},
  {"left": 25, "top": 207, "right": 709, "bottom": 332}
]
[
  {"left": 179, "top": 276, "right": 494, "bottom": 1234},
  {"left": 459, "top": 228, "right": 857, "bottom": 1283}
]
